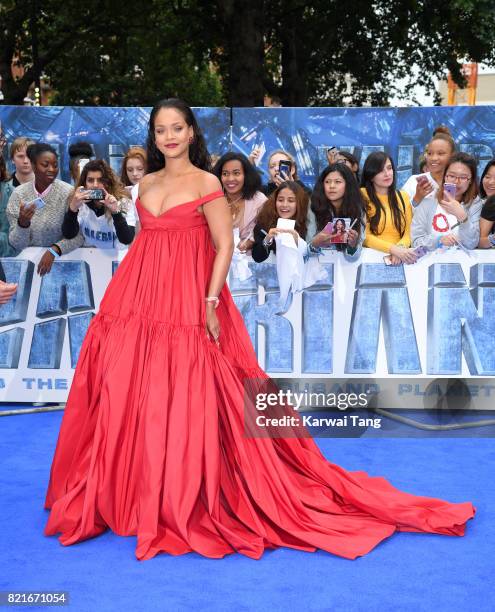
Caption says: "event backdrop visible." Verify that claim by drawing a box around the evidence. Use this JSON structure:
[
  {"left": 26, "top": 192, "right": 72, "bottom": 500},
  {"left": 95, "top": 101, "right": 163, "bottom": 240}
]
[
  {"left": 1, "top": 105, "right": 495, "bottom": 186},
  {"left": 0, "top": 247, "right": 494, "bottom": 402}
]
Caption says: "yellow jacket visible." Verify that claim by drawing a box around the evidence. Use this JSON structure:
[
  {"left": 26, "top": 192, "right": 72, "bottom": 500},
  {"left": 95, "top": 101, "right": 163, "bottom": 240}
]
[{"left": 361, "top": 188, "right": 412, "bottom": 253}]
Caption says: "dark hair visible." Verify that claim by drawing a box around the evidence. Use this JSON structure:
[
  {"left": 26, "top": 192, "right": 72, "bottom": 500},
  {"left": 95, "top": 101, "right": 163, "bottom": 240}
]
[
  {"left": 68, "top": 141, "right": 93, "bottom": 159},
  {"left": 437, "top": 152, "right": 479, "bottom": 207},
  {"left": 256, "top": 181, "right": 308, "bottom": 238},
  {"left": 311, "top": 163, "right": 365, "bottom": 237},
  {"left": 146, "top": 98, "right": 211, "bottom": 173},
  {"left": 68, "top": 141, "right": 93, "bottom": 183},
  {"left": 336, "top": 151, "right": 360, "bottom": 180},
  {"left": 213, "top": 152, "right": 262, "bottom": 200},
  {"left": 75, "top": 159, "right": 128, "bottom": 200},
  {"left": 480, "top": 159, "right": 495, "bottom": 199},
  {"left": 430, "top": 125, "right": 456, "bottom": 152},
  {"left": 0, "top": 152, "right": 9, "bottom": 182},
  {"left": 361, "top": 152, "right": 406, "bottom": 238},
  {"left": 334, "top": 218, "right": 346, "bottom": 232},
  {"left": 26, "top": 143, "right": 58, "bottom": 164}
]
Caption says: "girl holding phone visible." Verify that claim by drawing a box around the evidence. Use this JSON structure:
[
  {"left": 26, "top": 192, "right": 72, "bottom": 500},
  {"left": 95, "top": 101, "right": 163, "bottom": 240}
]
[
  {"left": 263, "top": 150, "right": 309, "bottom": 196},
  {"left": 309, "top": 163, "right": 365, "bottom": 260},
  {"left": 6, "top": 143, "right": 83, "bottom": 275},
  {"left": 402, "top": 126, "right": 456, "bottom": 209},
  {"left": 411, "top": 152, "right": 482, "bottom": 250},
  {"left": 361, "top": 152, "right": 416, "bottom": 265},
  {"left": 63, "top": 159, "right": 136, "bottom": 250}
]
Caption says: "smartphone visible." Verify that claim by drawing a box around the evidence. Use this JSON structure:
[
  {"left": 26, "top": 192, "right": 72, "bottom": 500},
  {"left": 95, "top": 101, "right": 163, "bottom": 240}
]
[
  {"left": 383, "top": 255, "right": 393, "bottom": 266},
  {"left": 322, "top": 221, "right": 333, "bottom": 235},
  {"left": 85, "top": 188, "right": 104, "bottom": 200},
  {"left": 278, "top": 160, "right": 292, "bottom": 179},
  {"left": 26, "top": 197, "right": 46, "bottom": 209},
  {"left": 414, "top": 245, "right": 429, "bottom": 258},
  {"left": 443, "top": 183, "right": 456, "bottom": 199}
]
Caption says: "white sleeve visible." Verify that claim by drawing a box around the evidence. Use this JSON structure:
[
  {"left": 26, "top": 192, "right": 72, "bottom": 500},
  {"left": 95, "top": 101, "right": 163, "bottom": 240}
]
[{"left": 401, "top": 175, "right": 417, "bottom": 204}]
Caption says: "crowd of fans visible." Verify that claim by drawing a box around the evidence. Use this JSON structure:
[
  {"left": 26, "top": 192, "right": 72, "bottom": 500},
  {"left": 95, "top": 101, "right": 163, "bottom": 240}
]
[{"left": 0, "top": 122, "right": 493, "bottom": 303}]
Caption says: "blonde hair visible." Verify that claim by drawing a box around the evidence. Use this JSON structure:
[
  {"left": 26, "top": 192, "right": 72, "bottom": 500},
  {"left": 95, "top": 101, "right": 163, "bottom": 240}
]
[
  {"left": 267, "top": 149, "right": 299, "bottom": 180},
  {"left": 10, "top": 137, "right": 35, "bottom": 159}
]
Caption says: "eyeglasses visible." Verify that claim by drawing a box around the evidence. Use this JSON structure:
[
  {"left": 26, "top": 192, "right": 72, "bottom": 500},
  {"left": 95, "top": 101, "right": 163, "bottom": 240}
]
[{"left": 445, "top": 173, "right": 471, "bottom": 183}]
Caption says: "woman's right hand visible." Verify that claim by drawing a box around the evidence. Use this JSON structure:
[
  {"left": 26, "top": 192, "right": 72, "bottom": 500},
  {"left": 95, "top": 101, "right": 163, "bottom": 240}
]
[
  {"left": 206, "top": 302, "right": 220, "bottom": 347},
  {"left": 248, "top": 146, "right": 261, "bottom": 166},
  {"left": 0, "top": 281, "right": 17, "bottom": 305},
  {"left": 310, "top": 230, "right": 333, "bottom": 248},
  {"left": 414, "top": 178, "right": 433, "bottom": 204},
  {"left": 389, "top": 245, "right": 418, "bottom": 264},
  {"left": 69, "top": 187, "right": 89, "bottom": 212},
  {"left": 18, "top": 201, "right": 36, "bottom": 228}
]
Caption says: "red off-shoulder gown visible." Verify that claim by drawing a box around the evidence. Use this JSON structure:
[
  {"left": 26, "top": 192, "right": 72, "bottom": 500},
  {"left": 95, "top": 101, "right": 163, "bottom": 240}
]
[{"left": 44, "top": 190, "right": 475, "bottom": 560}]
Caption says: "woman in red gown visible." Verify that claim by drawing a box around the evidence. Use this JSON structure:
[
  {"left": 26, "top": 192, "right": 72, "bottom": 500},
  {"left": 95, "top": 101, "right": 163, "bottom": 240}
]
[{"left": 44, "top": 99, "right": 475, "bottom": 561}]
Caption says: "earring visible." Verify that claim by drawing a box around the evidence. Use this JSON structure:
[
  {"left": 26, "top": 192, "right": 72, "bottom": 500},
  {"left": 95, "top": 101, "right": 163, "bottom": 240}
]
[{"left": 189, "top": 136, "right": 194, "bottom": 144}]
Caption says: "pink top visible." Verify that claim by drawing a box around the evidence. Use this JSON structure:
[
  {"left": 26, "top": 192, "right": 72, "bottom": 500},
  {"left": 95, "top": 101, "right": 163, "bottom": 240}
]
[{"left": 236, "top": 191, "right": 267, "bottom": 242}]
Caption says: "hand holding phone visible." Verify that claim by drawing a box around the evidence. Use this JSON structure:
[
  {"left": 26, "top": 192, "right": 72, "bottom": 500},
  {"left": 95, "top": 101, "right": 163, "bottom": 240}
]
[
  {"left": 278, "top": 160, "right": 292, "bottom": 181},
  {"left": 25, "top": 197, "right": 46, "bottom": 210},
  {"left": 443, "top": 183, "right": 457, "bottom": 200},
  {"left": 85, "top": 188, "right": 105, "bottom": 200}
]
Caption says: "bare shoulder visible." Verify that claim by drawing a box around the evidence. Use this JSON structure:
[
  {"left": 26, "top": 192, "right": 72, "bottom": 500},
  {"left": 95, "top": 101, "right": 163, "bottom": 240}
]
[
  {"left": 138, "top": 172, "right": 160, "bottom": 198},
  {"left": 198, "top": 171, "right": 223, "bottom": 196}
]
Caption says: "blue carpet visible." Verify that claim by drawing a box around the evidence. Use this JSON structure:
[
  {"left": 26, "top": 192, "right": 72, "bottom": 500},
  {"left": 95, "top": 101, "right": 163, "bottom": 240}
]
[{"left": 0, "top": 411, "right": 493, "bottom": 612}]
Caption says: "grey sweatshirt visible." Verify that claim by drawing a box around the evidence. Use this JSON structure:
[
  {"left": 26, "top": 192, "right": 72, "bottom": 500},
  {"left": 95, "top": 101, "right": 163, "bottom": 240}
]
[
  {"left": 411, "top": 196, "right": 482, "bottom": 250},
  {"left": 7, "top": 179, "right": 84, "bottom": 254}
]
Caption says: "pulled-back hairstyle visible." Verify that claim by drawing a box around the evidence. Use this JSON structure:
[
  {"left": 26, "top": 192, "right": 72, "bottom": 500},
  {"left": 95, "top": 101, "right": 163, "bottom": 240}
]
[
  {"left": 267, "top": 149, "right": 299, "bottom": 180},
  {"left": 311, "top": 163, "right": 365, "bottom": 234},
  {"left": 437, "top": 152, "right": 479, "bottom": 207},
  {"left": 256, "top": 181, "right": 308, "bottom": 238},
  {"left": 429, "top": 125, "right": 456, "bottom": 153},
  {"left": 120, "top": 146, "right": 147, "bottom": 186},
  {"left": 213, "top": 152, "right": 262, "bottom": 199},
  {"left": 480, "top": 159, "right": 495, "bottom": 199},
  {"left": 361, "top": 152, "right": 406, "bottom": 238},
  {"left": 146, "top": 98, "right": 211, "bottom": 173},
  {"left": 26, "top": 143, "right": 58, "bottom": 164}
]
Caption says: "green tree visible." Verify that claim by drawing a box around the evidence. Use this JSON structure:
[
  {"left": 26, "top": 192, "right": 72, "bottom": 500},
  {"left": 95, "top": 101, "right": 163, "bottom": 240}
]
[
  {"left": 0, "top": 0, "right": 225, "bottom": 106},
  {"left": 2, "top": 1, "right": 495, "bottom": 107}
]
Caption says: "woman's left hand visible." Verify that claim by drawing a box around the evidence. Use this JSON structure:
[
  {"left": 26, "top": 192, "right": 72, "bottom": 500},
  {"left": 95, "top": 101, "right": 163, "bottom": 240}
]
[
  {"left": 237, "top": 238, "right": 254, "bottom": 253},
  {"left": 206, "top": 303, "right": 220, "bottom": 347},
  {"left": 37, "top": 250, "right": 55, "bottom": 276},
  {"left": 440, "top": 194, "right": 466, "bottom": 221},
  {"left": 102, "top": 189, "right": 119, "bottom": 214},
  {"left": 347, "top": 228, "right": 359, "bottom": 248},
  {"left": 440, "top": 234, "right": 458, "bottom": 247}
]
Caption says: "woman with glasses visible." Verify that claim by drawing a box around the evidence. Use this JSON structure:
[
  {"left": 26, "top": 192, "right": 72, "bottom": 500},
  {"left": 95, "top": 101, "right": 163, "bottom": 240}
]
[{"left": 411, "top": 152, "right": 482, "bottom": 250}]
